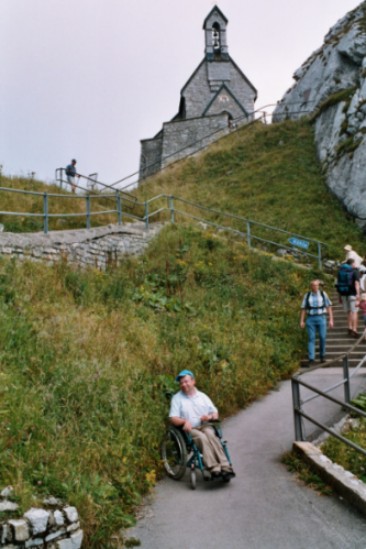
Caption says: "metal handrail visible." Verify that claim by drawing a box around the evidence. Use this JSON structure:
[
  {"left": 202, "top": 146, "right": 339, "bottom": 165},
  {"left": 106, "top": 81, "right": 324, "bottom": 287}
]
[
  {"left": 55, "top": 168, "right": 138, "bottom": 204},
  {"left": 142, "top": 195, "right": 325, "bottom": 268},
  {"left": 0, "top": 186, "right": 325, "bottom": 269},
  {"left": 291, "top": 333, "right": 366, "bottom": 458}
]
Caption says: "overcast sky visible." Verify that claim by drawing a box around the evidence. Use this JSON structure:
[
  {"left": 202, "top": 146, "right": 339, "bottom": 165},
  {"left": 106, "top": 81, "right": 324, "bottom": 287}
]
[{"left": 0, "top": 0, "right": 362, "bottom": 188}]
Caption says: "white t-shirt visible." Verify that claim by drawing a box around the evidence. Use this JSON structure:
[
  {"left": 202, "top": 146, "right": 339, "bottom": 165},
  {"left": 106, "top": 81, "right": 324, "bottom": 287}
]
[{"left": 169, "top": 389, "right": 218, "bottom": 428}]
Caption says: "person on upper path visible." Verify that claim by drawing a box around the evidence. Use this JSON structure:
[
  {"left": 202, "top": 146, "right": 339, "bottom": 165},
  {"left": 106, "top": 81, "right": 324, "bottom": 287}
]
[
  {"left": 300, "top": 279, "right": 334, "bottom": 367},
  {"left": 65, "top": 159, "right": 80, "bottom": 193},
  {"left": 169, "top": 369, "right": 235, "bottom": 480},
  {"left": 337, "top": 258, "right": 361, "bottom": 338},
  {"left": 344, "top": 244, "right": 363, "bottom": 270}
]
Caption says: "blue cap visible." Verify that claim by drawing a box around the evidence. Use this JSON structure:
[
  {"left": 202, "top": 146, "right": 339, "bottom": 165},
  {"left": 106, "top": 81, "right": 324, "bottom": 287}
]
[{"left": 175, "top": 369, "right": 195, "bottom": 382}]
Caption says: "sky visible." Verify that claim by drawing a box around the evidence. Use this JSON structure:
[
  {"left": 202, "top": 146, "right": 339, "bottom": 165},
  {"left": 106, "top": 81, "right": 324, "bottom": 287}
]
[{"left": 0, "top": 0, "right": 362, "bottom": 189}]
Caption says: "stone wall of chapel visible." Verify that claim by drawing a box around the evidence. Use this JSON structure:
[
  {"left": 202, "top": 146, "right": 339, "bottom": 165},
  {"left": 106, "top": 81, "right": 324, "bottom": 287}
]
[
  {"left": 161, "top": 114, "right": 230, "bottom": 168},
  {"left": 140, "top": 134, "right": 163, "bottom": 180}
]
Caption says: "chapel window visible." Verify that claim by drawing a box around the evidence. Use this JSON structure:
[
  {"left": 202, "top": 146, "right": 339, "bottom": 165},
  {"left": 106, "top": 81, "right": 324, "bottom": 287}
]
[{"left": 212, "top": 23, "right": 220, "bottom": 51}]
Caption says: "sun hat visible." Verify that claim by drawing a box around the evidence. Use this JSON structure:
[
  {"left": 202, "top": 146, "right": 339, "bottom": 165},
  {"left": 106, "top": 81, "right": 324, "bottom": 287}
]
[
  {"left": 344, "top": 244, "right": 352, "bottom": 251},
  {"left": 175, "top": 369, "right": 195, "bottom": 381}
]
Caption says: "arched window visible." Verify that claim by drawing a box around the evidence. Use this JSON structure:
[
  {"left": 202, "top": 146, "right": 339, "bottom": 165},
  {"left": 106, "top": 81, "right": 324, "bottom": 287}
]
[{"left": 212, "top": 23, "right": 220, "bottom": 51}]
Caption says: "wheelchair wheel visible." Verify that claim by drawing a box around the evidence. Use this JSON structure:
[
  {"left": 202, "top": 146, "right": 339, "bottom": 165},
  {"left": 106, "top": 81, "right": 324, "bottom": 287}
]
[
  {"left": 161, "top": 426, "right": 187, "bottom": 480},
  {"left": 190, "top": 466, "right": 197, "bottom": 490}
]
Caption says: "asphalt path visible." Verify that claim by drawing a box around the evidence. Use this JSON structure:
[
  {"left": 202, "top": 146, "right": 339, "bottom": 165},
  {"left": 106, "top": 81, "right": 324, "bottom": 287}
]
[{"left": 128, "top": 368, "right": 366, "bottom": 549}]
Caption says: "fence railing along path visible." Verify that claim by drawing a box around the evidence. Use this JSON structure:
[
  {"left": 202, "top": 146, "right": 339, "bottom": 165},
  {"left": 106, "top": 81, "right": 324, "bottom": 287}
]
[
  {"left": 293, "top": 289, "right": 366, "bottom": 457},
  {"left": 0, "top": 186, "right": 326, "bottom": 269}
]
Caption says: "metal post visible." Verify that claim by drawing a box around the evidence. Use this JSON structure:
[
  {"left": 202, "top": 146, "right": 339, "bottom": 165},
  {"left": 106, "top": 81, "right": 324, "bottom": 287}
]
[
  {"left": 291, "top": 377, "right": 304, "bottom": 441},
  {"left": 317, "top": 242, "right": 322, "bottom": 270},
  {"left": 144, "top": 201, "right": 149, "bottom": 230},
  {"left": 86, "top": 194, "right": 91, "bottom": 230},
  {"left": 343, "top": 355, "right": 351, "bottom": 404},
  {"left": 246, "top": 221, "right": 251, "bottom": 247},
  {"left": 169, "top": 196, "right": 175, "bottom": 224},
  {"left": 43, "top": 192, "right": 49, "bottom": 234},
  {"left": 116, "top": 191, "right": 122, "bottom": 225}
]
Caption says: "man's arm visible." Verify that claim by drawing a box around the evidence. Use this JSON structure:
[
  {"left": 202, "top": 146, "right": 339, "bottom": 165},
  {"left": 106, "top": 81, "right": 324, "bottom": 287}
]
[
  {"left": 300, "top": 308, "right": 306, "bottom": 328},
  {"left": 170, "top": 416, "right": 192, "bottom": 432},
  {"left": 327, "top": 306, "right": 334, "bottom": 328}
]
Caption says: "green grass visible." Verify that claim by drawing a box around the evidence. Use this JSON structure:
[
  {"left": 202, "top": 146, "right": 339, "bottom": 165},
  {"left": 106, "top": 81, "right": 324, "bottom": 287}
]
[
  {"left": 282, "top": 451, "right": 333, "bottom": 496},
  {"left": 0, "top": 225, "right": 314, "bottom": 546},
  {"left": 136, "top": 120, "right": 365, "bottom": 260},
  {"left": 0, "top": 176, "right": 140, "bottom": 232},
  {"left": 0, "top": 118, "right": 366, "bottom": 546},
  {"left": 320, "top": 394, "right": 366, "bottom": 482}
]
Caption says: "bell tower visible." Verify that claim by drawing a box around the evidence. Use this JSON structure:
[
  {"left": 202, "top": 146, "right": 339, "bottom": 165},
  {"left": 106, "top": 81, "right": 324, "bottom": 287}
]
[{"left": 203, "top": 5, "right": 229, "bottom": 60}]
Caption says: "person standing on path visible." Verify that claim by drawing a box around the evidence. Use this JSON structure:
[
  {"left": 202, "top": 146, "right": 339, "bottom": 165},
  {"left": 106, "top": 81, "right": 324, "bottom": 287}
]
[
  {"left": 300, "top": 279, "right": 334, "bottom": 366},
  {"left": 65, "top": 159, "right": 80, "bottom": 193}
]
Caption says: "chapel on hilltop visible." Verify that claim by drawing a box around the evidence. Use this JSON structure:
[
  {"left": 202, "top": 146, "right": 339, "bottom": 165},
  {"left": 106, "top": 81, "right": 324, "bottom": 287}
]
[{"left": 139, "top": 5, "right": 257, "bottom": 180}]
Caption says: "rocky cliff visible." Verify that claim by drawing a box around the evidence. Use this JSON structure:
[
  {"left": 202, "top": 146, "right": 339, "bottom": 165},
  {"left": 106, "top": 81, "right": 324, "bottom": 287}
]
[{"left": 273, "top": 2, "right": 366, "bottom": 225}]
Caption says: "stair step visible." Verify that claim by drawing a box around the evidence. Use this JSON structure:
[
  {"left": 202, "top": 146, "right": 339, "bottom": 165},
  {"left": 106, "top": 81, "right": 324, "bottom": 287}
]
[{"left": 301, "top": 292, "right": 366, "bottom": 366}]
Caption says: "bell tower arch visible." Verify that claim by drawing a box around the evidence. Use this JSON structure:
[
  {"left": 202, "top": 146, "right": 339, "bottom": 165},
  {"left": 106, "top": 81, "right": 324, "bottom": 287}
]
[{"left": 203, "top": 5, "right": 229, "bottom": 60}]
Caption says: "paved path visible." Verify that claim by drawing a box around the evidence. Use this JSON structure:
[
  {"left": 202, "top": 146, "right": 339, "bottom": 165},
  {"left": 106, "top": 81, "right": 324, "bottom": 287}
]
[
  {"left": 127, "top": 292, "right": 366, "bottom": 548},
  {"left": 128, "top": 369, "right": 366, "bottom": 549}
]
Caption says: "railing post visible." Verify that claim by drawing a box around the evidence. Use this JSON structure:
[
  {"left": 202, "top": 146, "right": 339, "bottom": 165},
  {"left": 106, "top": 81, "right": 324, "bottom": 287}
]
[
  {"left": 246, "top": 221, "right": 251, "bottom": 247},
  {"left": 343, "top": 355, "right": 351, "bottom": 404},
  {"left": 116, "top": 191, "right": 122, "bottom": 225},
  {"left": 43, "top": 192, "right": 49, "bottom": 234},
  {"left": 291, "top": 377, "right": 304, "bottom": 441},
  {"left": 317, "top": 242, "right": 322, "bottom": 270},
  {"left": 86, "top": 194, "right": 91, "bottom": 230},
  {"left": 169, "top": 195, "right": 175, "bottom": 224},
  {"left": 144, "top": 201, "right": 149, "bottom": 230}
]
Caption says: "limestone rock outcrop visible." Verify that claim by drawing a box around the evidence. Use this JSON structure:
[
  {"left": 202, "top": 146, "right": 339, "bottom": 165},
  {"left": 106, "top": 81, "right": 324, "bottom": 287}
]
[{"left": 273, "top": 2, "right": 366, "bottom": 225}]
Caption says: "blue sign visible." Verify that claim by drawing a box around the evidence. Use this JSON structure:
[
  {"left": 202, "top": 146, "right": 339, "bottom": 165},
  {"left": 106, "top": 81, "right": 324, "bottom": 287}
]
[{"left": 288, "top": 237, "right": 309, "bottom": 250}]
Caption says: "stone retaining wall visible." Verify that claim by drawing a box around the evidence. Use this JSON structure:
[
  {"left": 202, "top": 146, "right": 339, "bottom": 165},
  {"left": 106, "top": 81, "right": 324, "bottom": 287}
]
[
  {"left": 0, "top": 489, "right": 82, "bottom": 549},
  {"left": 0, "top": 222, "right": 164, "bottom": 270}
]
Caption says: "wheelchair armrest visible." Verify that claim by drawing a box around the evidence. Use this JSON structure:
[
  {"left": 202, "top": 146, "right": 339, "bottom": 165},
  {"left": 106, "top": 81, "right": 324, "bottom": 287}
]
[{"left": 205, "top": 420, "right": 223, "bottom": 437}]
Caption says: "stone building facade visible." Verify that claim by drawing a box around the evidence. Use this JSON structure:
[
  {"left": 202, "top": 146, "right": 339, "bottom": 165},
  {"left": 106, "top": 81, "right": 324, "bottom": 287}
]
[{"left": 139, "top": 5, "right": 257, "bottom": 180}]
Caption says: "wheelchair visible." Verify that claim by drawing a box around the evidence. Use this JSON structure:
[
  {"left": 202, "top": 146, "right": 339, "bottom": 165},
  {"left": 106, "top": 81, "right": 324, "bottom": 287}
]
[{"left": 161, "top": 421, "right": 233, "bottom": 489}]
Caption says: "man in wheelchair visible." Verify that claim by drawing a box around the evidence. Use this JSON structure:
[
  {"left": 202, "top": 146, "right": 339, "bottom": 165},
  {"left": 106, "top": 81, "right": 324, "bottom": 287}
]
[{"left": 169, "top": 369, "right": 235, "bottom": 481}]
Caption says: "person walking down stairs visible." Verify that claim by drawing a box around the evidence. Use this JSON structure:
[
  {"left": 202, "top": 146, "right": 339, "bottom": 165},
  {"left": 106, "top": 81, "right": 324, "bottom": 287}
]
[
  {"left": 336, "top": 258, "right": 360, "bottom": 338},
  {"left": 300, "top": 279, "right": 334, "bottom": 367}
]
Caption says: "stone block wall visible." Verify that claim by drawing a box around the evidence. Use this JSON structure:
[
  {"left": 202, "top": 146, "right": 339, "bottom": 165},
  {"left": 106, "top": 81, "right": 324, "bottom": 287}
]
[
  {"left": 0, "top": 222, "right": 163, "bottom": 270},
  {"left": 161, "top": 113, "right": 230, "bottom": 167},
  {"left": 0, "top": 489, "right": 82, "bottom": 549},
  {"left": 139, "top": 133, "right": 163, "bottom": 180}
]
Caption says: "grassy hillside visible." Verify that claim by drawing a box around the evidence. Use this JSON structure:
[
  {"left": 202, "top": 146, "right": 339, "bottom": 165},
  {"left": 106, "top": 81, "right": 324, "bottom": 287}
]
[
  {"left": 0, "top": 176, "right": 139, "bottom": 232},
  {"left": 0, "top": 119, "right": 365, "bottom": 546},
  {"left": 136, "top": 120, "right": 365, "bottom": 259}
]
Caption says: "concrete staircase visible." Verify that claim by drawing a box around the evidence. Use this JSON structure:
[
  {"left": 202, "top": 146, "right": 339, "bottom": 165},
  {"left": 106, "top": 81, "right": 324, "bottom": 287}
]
[{"left": 322, "top": 291, "right": 366, "bottom": 367}]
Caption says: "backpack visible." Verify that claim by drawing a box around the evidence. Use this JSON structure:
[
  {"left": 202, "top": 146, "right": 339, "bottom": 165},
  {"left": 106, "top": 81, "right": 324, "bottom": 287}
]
[
  {"left": 305, "top": 290, "right": 326, "bottom": 311},
  {"left": 65, "top": 165, "right": 73, "bottom": 176},
  {"left": 335, "top": 264, "right": 354, "bottom": 296}
]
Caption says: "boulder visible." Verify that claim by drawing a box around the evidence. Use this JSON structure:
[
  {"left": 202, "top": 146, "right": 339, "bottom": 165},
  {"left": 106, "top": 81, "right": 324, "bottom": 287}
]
[{"left": 273, "top": 4, "right": 366, "bottom": 226}]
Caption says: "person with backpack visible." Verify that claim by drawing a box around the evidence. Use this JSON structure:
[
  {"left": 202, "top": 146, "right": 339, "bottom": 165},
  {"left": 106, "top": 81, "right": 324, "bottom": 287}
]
[
  {"left": 65, "top": 159, "right": 80, "bottom": 193},
  {"left": 300, "top": 279, "right": 333, "bottom": 366},
  {"left": 336, "top": 258, "right": 360, "bottom": 337}
]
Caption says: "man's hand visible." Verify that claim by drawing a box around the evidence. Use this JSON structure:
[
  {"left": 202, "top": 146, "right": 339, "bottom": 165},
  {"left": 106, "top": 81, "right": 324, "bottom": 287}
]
[
  {"left": 300, "top": 320, "right": 305, "bottom": 329},
  {"left": 182, "top": 420, "right": 192, "bottom": 432}
]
